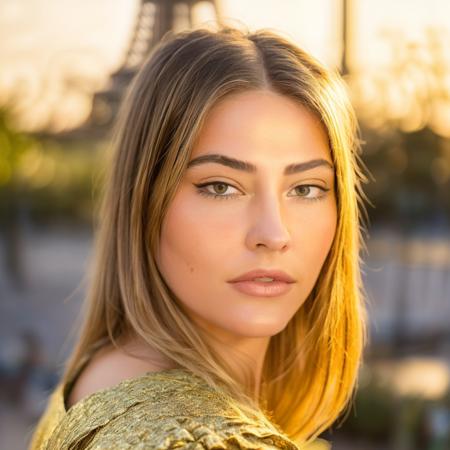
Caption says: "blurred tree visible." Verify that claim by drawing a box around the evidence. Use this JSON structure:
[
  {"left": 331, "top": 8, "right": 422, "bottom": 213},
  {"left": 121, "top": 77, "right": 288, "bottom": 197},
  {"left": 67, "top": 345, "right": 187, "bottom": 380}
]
[
  {"left": 0, "top": 105, "right": 35, "bottom": 288},
  {"left": 346, "top": 28, "right": 450, "bottom": 353},
  {"left": 348, "top": 27, "right": 450, "bottom": 227}
]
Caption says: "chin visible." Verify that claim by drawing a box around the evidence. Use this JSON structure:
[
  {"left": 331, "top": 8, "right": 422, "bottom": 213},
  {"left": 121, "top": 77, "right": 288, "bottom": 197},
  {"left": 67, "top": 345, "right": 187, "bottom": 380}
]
[{"left": 226, "top": 321, "right": 290, "bottom": 338}]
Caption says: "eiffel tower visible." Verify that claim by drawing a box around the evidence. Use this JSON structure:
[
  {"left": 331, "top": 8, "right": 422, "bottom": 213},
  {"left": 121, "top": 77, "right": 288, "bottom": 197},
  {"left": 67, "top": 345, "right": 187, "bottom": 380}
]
[{"left": 89, "top": 0, "right": 222, "bottom": 135}]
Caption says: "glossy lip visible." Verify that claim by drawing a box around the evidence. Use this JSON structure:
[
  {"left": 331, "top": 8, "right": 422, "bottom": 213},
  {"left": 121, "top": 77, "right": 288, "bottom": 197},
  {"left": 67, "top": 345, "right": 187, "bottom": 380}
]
[
  {"left": 229, "top": 279, "right": 294, "bottom": 297},
  {"left": 227, "top": 269, "right": 296, "bottom": 284}
]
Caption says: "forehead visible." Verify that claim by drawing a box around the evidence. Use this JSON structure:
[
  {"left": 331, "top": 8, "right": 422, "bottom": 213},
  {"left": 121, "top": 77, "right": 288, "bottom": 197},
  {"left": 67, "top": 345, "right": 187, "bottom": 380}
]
[{"left": 190, "top": 89, "right": 331, "bottom": 163}]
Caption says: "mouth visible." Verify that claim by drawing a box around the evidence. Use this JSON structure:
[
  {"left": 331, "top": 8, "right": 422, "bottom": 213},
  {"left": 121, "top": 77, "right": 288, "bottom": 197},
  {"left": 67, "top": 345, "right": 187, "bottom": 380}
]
[
  {"left": 228, "top": 269, "right": 296, "bottom": 284},
  {"left": 228, "top": 279, "right": 294, "bottom": 297}
]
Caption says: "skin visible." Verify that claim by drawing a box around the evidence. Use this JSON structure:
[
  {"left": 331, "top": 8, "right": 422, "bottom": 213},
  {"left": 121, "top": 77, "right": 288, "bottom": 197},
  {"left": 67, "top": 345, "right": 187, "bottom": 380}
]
[
  {"left": 156, "top": 89, "right": 337, "bottom": 398},
  {"left": 67, "top": 89, "right": 338, "bottom": 409}
]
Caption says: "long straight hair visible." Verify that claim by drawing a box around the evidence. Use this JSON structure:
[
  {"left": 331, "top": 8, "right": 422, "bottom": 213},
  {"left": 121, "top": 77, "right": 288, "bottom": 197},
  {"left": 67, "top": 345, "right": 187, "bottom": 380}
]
[{"left": 62, "top": 25, "right": 370, "bottom": 446}]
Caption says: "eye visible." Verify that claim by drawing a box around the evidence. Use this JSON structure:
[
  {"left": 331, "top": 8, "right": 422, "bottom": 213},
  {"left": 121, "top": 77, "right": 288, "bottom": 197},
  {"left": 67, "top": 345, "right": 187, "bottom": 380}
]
[
  {"left": 194, "top": 181, "right": 241, "bottom": 200},
  {"left": 288, "top": 184, "right": 330, "bottom": 202},
  {"left": 194, "top": 181, "right": 330, "bottom": 202}
]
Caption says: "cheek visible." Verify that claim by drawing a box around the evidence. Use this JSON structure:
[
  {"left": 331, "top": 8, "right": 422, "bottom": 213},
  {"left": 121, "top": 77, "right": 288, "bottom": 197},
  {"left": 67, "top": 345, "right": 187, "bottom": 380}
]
[
  {"left": 157, "top": 192, "right": 234, "bottom": 294},
  {"left": 294, "top": 201, "right": 337, "bottom": 277},
  {"left": 309, "top": 205, "right": 337, "bottom": 250}
]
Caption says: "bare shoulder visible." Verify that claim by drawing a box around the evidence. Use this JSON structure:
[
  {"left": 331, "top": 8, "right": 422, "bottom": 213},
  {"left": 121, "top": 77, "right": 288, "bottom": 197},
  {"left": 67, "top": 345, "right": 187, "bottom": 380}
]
[{"left": 66, "top": 341, "right": 174, "bottom": 409}]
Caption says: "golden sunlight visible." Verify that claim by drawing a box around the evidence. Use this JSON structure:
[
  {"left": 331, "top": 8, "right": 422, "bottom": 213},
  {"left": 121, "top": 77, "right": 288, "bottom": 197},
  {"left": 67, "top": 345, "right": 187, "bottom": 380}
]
[
  {"left": 374, "top": 357, "right": 450, "bottom": 400},
  {"left": 1, "top": 0, "right": 450, "bottom": 132}
]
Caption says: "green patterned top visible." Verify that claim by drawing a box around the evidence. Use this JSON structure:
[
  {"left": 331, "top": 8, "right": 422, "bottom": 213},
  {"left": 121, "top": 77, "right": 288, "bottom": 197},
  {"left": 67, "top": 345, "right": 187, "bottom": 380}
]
[{"left": 29, "top": 367, "right": 331, "bottom": 449}]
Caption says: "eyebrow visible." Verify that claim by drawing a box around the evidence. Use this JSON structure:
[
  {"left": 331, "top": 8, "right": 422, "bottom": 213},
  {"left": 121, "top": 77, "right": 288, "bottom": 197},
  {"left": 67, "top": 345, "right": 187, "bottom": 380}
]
[{"left": 187, "top": 153, "right": 335, "bottom": 175}]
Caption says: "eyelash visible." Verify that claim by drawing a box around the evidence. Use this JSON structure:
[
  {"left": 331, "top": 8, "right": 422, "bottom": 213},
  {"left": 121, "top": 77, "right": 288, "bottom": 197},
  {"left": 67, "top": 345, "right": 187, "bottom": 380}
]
[{"left": 193, "top": 181, "right": 330, "bottom": 202}]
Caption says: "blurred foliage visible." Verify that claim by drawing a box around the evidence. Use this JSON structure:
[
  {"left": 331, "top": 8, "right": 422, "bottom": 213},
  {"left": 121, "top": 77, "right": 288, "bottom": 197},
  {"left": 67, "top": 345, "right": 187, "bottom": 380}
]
[
  {"left": 338, "top": 366, "right": 397, "bottom": 441},
  {"left": 348, "top": 28, "right": 450, "bottom": 228},
  {"left": 359, "top": 124, "right": 450, "bottom": 227},
  {"left": 335, "top": 364, "right": 450, "bottom": 449},
  {"left": 0, "top": 105, "right": 105, "bottom": 226},
  {"left": 0, "top": 107, "right": 35, "bottom": 190}
]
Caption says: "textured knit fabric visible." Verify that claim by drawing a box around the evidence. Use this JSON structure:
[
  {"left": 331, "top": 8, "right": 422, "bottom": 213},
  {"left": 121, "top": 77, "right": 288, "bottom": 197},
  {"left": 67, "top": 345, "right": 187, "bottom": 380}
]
[{"left": 29, "top": 366, "right": 331, "bottom": 449}]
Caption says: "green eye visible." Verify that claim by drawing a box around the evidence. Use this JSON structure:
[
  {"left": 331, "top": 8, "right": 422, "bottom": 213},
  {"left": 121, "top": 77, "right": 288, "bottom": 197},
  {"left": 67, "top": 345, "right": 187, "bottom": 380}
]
[
  {"left": 194, "top": 181, "right": 330, "bottom": 202},
  {"left": 194, "top": 182, "right": 240, "bottom": 200},
  {"left": 288, "top": 185, "right": 330, "bottom": 202}
]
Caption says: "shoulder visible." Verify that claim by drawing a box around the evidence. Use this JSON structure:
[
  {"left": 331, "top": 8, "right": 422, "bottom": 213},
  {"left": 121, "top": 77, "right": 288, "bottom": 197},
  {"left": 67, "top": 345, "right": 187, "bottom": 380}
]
[
  {"left": 61, "top": 369, "right": 301, "bottom": 449},
  {"left": 66, "top": 343, "right": 176, "bottom": 409},
  {"left": 82, "top": 409, "right": 301, "bottom": 450}
]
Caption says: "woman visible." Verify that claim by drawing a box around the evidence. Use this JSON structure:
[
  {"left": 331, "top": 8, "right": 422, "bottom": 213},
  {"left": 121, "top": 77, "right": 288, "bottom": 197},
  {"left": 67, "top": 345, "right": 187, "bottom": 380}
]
[{"left": 29, "top": 25, "right": 369, "bottom": 449}]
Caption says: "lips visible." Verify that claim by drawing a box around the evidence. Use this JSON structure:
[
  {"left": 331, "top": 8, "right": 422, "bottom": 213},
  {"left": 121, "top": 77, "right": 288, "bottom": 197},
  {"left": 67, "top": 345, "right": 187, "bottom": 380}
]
[
  {"left": 228, "top": 278, "right": 295, "bottom": 297},
  {"left": 228, "top": 269, "right": 296, "bottom": 284}
]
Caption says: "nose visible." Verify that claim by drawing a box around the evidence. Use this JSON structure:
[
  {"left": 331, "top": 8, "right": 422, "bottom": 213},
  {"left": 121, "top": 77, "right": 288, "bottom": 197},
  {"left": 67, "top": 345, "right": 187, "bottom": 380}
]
[{"left": 245, "top": 193, "right": 291, "bottom": 252}]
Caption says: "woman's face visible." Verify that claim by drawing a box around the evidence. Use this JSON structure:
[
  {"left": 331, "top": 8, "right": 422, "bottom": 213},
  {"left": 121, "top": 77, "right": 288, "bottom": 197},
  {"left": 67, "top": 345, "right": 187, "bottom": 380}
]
[{"left": 157, "top": 89, "right": 337, "bottom": 343}]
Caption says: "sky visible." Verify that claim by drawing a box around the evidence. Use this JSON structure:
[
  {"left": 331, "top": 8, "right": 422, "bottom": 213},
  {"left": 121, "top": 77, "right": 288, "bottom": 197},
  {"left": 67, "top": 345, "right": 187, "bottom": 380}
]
[{"left": 1, "top": 0, "right": 450, "bottom": 131}]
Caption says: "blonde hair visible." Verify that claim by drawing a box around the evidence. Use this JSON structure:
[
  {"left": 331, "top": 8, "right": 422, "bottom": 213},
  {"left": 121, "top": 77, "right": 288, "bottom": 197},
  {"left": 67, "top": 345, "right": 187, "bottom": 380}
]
[{"left": 62, "top": 26, "right": 370, "bottom": 446}]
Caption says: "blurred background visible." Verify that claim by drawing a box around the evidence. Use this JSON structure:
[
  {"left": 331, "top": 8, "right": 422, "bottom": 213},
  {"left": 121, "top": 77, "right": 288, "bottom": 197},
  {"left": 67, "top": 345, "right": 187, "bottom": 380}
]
[{"left": 0, "top": 1, "right": 449, "bottom": 449}]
